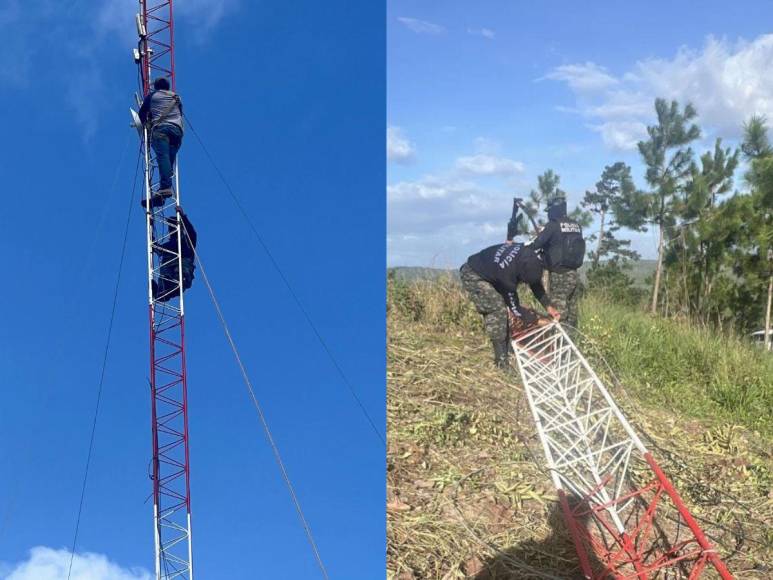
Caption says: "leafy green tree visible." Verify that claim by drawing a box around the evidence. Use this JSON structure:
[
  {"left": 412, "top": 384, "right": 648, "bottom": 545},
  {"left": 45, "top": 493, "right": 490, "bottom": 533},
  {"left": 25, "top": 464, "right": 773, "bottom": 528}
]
[{"left": 637, "top": 99, "right": 701, "bottom": 314}]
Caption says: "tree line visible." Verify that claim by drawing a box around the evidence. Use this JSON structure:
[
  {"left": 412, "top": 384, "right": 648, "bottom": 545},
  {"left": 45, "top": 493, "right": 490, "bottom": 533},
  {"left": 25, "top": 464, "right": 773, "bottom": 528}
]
[{"left": 523, "top": 98, "right": 772, "bottom": 348}]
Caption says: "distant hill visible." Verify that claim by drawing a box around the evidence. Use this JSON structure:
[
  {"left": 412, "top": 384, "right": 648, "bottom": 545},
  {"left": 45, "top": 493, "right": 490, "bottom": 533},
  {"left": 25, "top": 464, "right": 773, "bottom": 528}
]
[{"left": 389, "top": 259, "right": 657, "bottom": 288}]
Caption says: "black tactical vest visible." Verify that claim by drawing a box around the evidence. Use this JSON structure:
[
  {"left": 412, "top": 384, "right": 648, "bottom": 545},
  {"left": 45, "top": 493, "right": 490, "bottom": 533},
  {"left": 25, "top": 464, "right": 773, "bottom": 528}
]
[{"left": 546, "top": 218, "right": 585, "bottom": 273}]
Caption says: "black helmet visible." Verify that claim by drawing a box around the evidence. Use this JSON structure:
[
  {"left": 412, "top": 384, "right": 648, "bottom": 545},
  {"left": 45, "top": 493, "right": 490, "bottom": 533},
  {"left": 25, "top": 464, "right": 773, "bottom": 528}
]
[{"left": 546, "top": 197, "right": 567, "bottom": 221}]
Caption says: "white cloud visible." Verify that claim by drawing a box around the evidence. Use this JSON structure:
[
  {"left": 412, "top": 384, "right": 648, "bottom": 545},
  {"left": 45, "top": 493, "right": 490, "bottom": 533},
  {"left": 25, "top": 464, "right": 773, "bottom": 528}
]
[
  {"left": 387, "top": 126, "right": 416, "bottom": 163},
  {"left": 1, "top": 547, "right": 151, "bottom": 580},
  {"left": 590, "top": 120, "right": 648, "bottom": 150},
  {"left": 388, "top": 175, "right": 478, "bottom": 203},
  {"left": 386, "top": 170, "right": 656, "bottom": 265},
  {"left": 543, "top": 62, "right": 618, "bottom": 93},
  {"left": 388, "top": 174, "right": 516, "bottom": 266},
  {"left": 388, "top": 138, "right": 530, "bottom": 264},
  {"left": 387, "top": 221, "right": 503, "bottom": 268},
  {"left": 546, "top": 34, "right": 773, "bottom": 150},
  {"left": 468, "top": 27, "right": 495, "bottom": 40},
  {"left": 455, "top": 154, "right": 525, "bottom": 176},
  {"left": 397, "top": 17, "right": 445, "bottom": 35}
]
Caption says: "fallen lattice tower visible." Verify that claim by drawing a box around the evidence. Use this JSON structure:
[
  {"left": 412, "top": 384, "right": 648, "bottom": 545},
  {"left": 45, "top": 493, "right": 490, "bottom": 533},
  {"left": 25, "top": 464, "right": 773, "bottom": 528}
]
[{"left": 511, "top": 322, "right": 733, "bottom": 579}]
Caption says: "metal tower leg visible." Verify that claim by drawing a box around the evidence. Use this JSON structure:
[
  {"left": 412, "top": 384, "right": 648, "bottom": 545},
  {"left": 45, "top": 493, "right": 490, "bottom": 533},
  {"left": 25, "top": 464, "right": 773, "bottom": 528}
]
[{"left": 136, "top": 2, "right": 192, "bottom": 578}]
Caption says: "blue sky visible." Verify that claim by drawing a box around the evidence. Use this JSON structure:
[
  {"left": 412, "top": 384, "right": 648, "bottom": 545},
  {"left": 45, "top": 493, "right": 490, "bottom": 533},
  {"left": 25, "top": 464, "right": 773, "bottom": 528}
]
[
  {"left": 388, "top": 0, "right": 773, "bottom": 266},
  {"left": 0, "top": 1, "right": 384, "bottom": 578}
]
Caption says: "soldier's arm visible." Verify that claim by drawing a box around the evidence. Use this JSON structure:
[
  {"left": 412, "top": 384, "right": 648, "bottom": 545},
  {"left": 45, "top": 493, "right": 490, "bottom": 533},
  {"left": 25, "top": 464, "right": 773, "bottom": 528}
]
[
  {"left": 493, "top": 278, "right": 524, "bottom": 318},
  {"left": 529, "top": 281, "right": 552, "bottom": 309},
  {"left": 530, "top": 221, "right": 557, "bottom": 251},
  {"left": 530, "top": 281, "right": 561, "bottom": 320},
  {"left": 506, "top": 284, "right": 552, "bottom": 325}
]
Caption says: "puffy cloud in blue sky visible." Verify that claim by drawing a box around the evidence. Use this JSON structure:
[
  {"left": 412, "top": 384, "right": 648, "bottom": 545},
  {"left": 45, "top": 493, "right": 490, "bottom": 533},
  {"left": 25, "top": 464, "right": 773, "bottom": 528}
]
[
  {"left": 548, "top": 35, "right": 773, "bottom": 150},
  {"left": 455, "top": 154, "right": 524, "bottom": 176},
  {"left": 0, "top": 547, "right": 150, "bottom": 580},
  {"left": 397, "top": 17, "right": 445, "bottom": 35},
  {"left": 387, "top": 126, "right": 416, "bottom": 163}
]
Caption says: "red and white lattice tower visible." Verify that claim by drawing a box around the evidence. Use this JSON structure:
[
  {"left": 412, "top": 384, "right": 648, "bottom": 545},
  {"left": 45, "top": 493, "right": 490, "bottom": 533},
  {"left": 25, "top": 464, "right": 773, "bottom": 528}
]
[
  {"left": 134, "top": 2, "right": 193, "bottom": 578},
  {"left": 511, "top": 323, "right": 733, "bottom": 579}
]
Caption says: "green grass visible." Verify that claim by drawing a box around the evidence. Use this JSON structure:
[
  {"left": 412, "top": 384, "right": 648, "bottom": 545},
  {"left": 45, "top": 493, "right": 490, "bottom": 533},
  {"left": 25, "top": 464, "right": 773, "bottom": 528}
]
[
  {"left": 578, "top": 296, "right": 773, "bottom": 437},
  {"left": 388, "top": 274, "right": 773, "bottom": 439}
]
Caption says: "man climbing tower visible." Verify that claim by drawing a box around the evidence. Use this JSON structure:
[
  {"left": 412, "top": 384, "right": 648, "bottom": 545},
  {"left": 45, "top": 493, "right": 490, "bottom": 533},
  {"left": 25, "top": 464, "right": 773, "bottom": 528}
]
[
  {"left": 460, "top": 242, "right": 560, "bottom": 369},
  {"left": 139, "top": 77, "right": 184, "bottom": 207},
  {"left": 529, "top": 197, "right": 585, "bottom": 337},
  {"left": 152, "top": 208, "right": 197, "bottom": 303}
]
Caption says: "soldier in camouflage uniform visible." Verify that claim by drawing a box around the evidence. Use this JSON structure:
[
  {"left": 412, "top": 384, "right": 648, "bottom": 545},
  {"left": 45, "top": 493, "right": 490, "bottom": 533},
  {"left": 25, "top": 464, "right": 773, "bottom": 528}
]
[
  {"left": 460, "top": 264, "right": 509, "bottom": 363},
  {"left": 530, "top": 197, "right": 585, "bottom": 340},
  {"left": 461, "top": 243, "right": 559, "bottom": 369}
]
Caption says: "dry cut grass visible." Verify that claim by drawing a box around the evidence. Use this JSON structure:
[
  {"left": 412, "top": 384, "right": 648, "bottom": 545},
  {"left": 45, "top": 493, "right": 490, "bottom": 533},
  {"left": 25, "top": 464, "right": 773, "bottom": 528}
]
[{"left": 387, "top": 275, "right": 773, "bottom": 579}]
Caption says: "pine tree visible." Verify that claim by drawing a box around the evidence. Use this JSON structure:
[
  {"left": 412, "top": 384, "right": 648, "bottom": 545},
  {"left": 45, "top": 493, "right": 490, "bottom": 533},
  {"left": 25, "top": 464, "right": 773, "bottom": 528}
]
[
  {"left": 523, "top": 169, "right": 563, "bottom": 229},
  {"left": 582, "top": 162, "right": 646, "bottom": 268},
  {"left": 738, "top": 117, "right": 773, "bottom": 349},
  {"left": 637, "top": 99, "right": 701, "bottom": 314},
  {"left": 677, "top": 139, "right": 739, "bottom": 321},
  {"left": 741, "top": 115, "right": 772, "bottom": 160},
  {"left": 522, "top": 169, "right": 592, "bottom": 232}
]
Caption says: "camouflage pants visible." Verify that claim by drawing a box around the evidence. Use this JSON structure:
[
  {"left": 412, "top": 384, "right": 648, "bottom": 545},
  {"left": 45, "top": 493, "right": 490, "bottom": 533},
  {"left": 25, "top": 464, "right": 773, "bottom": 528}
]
[
  {"left": 460, "top": 263, "right": 508, "bottom": 344},
  {"left": 549, "top": 269, "right": 581, "bottom": 335}
]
